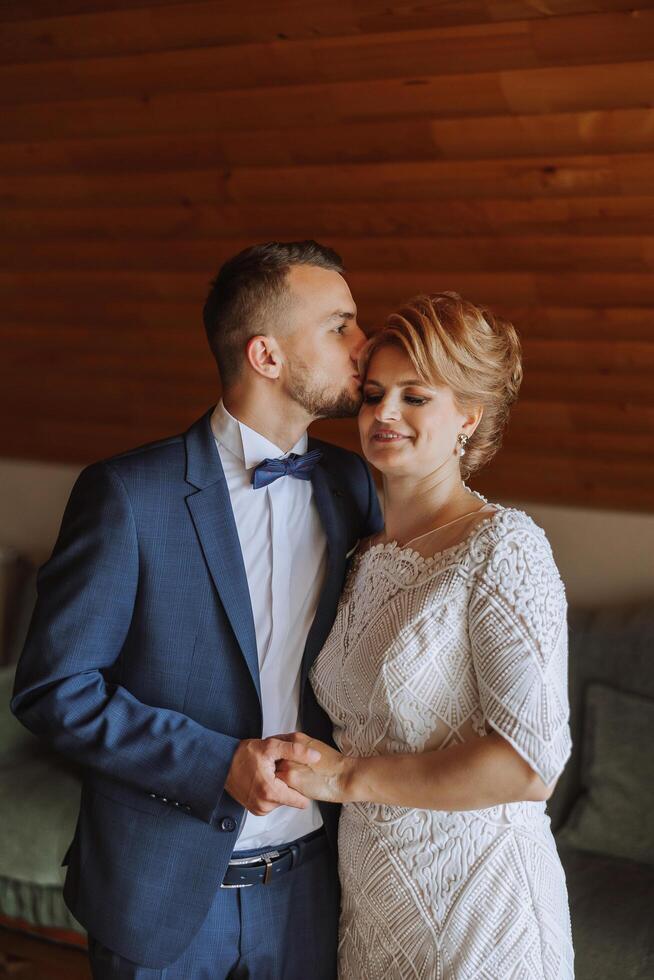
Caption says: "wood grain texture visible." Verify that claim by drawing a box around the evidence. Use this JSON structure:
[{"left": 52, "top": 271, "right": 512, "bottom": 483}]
[
  {"left": 2, "top": 10, "right": 654, "bottom": 104},
  {"left": 1, "top": 1, "right": 653, "bottom": 511},
  {"left": 2, "top": 1, "right": 650, "bottom": 56},
  {"left": 2, "top": 61, "right": 653, "bottom": 143},
  {"left": 4, "top": 235, "right": 654, "bottom": 273},
  {"left": 2, "top": 107, "right": 654, "bottom": 176},
  {"left": 4, "top": 198, "right": 654, "bottom": 238}
]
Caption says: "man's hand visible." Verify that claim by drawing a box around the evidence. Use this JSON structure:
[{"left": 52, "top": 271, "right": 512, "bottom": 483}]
[
  {"left": 224, "top": 735, "right": 321, "bottom": 816},
  {"left": 277, "top": 733, "right": 354, "bottom": 804}
]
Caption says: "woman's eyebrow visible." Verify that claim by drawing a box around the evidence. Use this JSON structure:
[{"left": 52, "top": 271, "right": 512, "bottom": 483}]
[{"left": 364, "top": 378, "right": 425, "bottom": 387}]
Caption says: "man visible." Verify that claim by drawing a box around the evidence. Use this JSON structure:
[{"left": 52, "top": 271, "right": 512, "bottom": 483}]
[{"left": 11, "top": 241, "right": 383, "bottom": 978}]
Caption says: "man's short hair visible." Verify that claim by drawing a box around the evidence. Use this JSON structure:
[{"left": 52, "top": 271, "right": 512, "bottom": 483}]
[{"left": 202, "top": 240, "right": 344, "bottom": 386}]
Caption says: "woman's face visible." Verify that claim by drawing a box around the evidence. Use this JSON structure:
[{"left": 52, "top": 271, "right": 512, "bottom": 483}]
[{"left": 358, "top": 345, "right": 475, "bottom": 479}]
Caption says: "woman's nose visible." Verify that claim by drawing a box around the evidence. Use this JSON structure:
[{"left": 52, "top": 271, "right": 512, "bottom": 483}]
[{"left": 375, "top": 398, "right": 400, "bottom": 422}]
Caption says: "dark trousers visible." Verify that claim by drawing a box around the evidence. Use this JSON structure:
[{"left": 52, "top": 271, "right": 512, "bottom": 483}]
[{"left": 88, "top": 833, "right": 339, "bottom": 980}]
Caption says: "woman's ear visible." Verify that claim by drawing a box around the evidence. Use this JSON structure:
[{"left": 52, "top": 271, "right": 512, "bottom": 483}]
[
  {"left": 245, "top": 335, "right": 282, "bottom": 380},
  {"left": 462, "top": 405, "right": 484, "bottom": 437}
]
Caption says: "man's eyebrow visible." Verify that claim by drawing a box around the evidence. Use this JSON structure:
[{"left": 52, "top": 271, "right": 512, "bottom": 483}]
[{"left": 326, "top": 310, "right": 356, "bottom": 321}]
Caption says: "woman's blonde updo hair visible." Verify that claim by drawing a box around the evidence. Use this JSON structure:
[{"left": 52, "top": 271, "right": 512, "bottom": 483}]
[{"left": 360, "top": 292, "right": 523, "bottom": 480}]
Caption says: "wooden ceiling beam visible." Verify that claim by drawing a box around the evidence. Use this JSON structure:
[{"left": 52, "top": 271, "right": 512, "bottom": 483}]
[
  {"left": 1, "top": 0, "right": 649, "bottom": 59},
  {"left": 1, "top": 60, "right": 653, "bottom": 142},
  {"left": 3, "top": 197, "right": 654, "bottom": 239},
  {"left": 2, "top": 153, "right": 654, "bottom": 207},
  {"left": 2, "top": 10, "right": 654, "bottom": 100},
  {"left": 2, "top": 269, "right": 654, "bottom": 306},
  {"left": 1, "top": 107, "right": 654, "bottom": 174},
  {"left": 3, "top": 234, "right": 654, "bottom": 274},
  {"left": 5, "top": 320, "right": 653, "bottom": 373},
  {"left": 2, "top": 299, "right": 653, "bottom": 345}
]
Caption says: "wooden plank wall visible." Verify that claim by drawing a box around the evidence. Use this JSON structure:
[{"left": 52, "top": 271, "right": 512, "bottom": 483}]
[{"left": 1, "top": 0, "right": 653, "bottom": 510}]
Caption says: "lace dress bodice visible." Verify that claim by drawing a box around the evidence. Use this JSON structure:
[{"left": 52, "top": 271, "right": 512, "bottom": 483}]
[{"left": 310, "top": 505, "right": 574, "bottom": 980}]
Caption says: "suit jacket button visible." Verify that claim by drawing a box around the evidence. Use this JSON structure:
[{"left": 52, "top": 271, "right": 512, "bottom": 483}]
[
  {"left": 148, "top": 793, "right": 157, "bottom": 799},
  {"left": 220, "top": 817, "right": 236, "bottom": 832}
]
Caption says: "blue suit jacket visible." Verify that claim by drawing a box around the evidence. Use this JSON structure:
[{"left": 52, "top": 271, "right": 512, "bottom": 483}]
[{"left": 11, "top": 409, "right": 382, "bottom": 967}]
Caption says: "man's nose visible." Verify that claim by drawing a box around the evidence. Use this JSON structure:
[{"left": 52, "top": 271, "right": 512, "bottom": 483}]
[{"left": 349, "top": 324, "right": 368, "bottom": 363}]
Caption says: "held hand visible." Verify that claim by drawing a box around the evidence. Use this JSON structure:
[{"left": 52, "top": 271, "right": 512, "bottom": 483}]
[
  {"left": 224, "top": 736, "right": 321, "bottom": 816},
  {"left": 276, "top": 732, "right": 353, "bottom": 804}
]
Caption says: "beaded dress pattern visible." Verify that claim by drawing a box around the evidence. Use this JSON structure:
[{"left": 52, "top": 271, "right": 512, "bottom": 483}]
[{"left": 310, "top": 505, "right": 574, "bottom": 980}]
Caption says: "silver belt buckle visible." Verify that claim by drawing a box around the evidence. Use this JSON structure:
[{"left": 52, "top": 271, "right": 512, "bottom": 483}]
[{"left": 220, "top": 849, "right": 281, "bottom": 889}]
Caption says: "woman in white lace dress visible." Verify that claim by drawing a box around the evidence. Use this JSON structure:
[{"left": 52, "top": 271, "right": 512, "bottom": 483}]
[{"left": 279, "top": 293, "right": 574, "bottom": 980}]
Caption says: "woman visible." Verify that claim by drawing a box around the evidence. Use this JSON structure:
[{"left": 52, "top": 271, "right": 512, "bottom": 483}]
[{"left": 280, "top": 293, "right": 574, "bottom": 979}]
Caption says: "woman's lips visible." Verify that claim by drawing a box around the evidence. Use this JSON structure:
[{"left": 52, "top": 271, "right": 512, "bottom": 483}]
[{"left": 371, "top": 431, "right": 408, "bottom": 442}]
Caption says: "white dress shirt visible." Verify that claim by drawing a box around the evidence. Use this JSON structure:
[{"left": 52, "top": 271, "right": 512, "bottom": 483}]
[{"left": 211, "top": 401, "right": 328, "bottom": 849}]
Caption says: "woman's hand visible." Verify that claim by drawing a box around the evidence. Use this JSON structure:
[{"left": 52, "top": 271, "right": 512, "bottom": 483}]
[
  {"left": 275, "top": 732, "right": 354, "bottom": 804},
  {"left": 275, "top": 731, "right": 552, "bottom": 810}
]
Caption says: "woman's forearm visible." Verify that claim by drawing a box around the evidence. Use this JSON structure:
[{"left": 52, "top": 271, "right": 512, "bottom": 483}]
[{"left": 342, "top": 732, "right": 551, "bottom": 810}]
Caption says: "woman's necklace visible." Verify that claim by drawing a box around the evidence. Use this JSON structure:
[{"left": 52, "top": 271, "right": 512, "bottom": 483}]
[
  {"left": 380, "top": 487, "right": 491, "bottom": 550},
  {"left": 401, "top": 506, "right": 490, "bottom": 549}
]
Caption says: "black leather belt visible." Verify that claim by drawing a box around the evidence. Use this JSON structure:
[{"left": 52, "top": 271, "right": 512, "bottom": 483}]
[{"left": 221, "top": 828, "right": 327, "bottom": 888}]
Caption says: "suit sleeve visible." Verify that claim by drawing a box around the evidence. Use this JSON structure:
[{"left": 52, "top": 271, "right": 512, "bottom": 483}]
[
  {"left": 358, "top": 454, "right": 384, "bottom": 536},
  {"left": 11, "top": 461, "right": 240, "bottom": 827}
]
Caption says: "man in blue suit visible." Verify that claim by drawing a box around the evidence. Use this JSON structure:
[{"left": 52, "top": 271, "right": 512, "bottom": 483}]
[{"left": 11, "top": 241, "right": 383, "bottom": 978}]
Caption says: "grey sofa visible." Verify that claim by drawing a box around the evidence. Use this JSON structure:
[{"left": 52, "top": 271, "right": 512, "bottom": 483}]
[{"left": 548, "top": 604, "right": 654, "bottom": 980}]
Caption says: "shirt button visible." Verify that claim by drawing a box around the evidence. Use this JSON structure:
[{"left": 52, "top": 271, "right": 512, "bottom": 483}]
[{"left": 220, "top": 817, "right": 237, "bottom": 832}]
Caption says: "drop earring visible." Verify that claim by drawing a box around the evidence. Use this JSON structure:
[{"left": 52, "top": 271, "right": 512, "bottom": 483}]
[{"left": 457, "top": 433, "right": 469, "bottom": 457}]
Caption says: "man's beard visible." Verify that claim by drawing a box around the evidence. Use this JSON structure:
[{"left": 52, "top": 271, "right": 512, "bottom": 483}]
[{"left": 286, "top": 358, "right": 362, "bottom": 419}]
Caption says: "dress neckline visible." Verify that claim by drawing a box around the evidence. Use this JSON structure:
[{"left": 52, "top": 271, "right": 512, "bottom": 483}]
[{"left": 354, "top": 502, "right": 504, "bottom": 572}]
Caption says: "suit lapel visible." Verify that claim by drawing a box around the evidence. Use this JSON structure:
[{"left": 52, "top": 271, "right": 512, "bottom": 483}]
[
  {"left": 301, "top": 455, "right": 348, "bottom": 692},
  {"left": 184, "top": 411, "right": 260, "bottom": 702}
]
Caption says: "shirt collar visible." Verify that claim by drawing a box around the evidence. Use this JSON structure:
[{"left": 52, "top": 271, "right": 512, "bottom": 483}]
[{"left": 211, "top": 400, "right": 308, "bottom": 470}]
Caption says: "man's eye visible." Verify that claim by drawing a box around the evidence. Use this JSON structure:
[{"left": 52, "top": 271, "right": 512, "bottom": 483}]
[{"left": 335, "top": 323, "right": 347, "bottom": 334}]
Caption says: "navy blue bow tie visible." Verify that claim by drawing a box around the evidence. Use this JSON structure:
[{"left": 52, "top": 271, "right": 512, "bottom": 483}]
[{"left": 251, "top": 449, "right": 323, "bottom": 490}]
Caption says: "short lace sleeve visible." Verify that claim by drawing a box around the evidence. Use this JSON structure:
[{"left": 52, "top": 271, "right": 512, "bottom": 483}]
[{"left": 467, "top": 512, "right": 571, "bottom": 786}]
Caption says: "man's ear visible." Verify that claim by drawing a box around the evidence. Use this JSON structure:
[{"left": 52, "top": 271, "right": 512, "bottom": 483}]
[{"left": 245, "top": 335, "right": 282, "bottom": 380}]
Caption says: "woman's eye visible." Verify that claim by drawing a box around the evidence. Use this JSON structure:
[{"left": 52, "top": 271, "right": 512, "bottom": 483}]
[
  {"left": 404, "top": 396, "right": 427, "bottom": 405},
  {"left": 363, "top": 393, "right": 382, "bottom": 403}
]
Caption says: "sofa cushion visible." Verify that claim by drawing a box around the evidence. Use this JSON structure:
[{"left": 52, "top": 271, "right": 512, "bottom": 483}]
[
  {"left": 557, "top": 683, "right": 654, "bottom": 867},
  {"left": 0, "top": 666, "right": 84, "bottom": 938},
  {"left": 548, "top": 604, "right": 654, "bottom": 832},
  {"left": 558, "top": 845, "right": 654, "bottom": 980},
  {"left": 0, "top": 666, "right": 40, "bottom": 764},
  {"left": 0, "top": 546, "right": 35, "bottom": 668}
]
